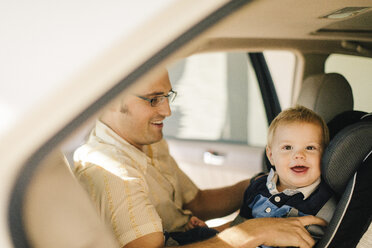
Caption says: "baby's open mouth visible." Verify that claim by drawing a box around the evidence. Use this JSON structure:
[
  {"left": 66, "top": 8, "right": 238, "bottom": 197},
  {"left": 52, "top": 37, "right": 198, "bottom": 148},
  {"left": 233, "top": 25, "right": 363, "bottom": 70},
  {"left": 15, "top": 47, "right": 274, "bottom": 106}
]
[{"left": 291, "top": 165, "right": 308, "bottom": 173}]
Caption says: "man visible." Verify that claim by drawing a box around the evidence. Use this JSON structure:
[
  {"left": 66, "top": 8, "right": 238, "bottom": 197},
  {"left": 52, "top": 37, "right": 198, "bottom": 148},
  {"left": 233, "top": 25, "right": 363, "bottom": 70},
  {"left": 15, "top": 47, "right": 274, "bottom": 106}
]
[{"left": 74, "top": 69, "right": 326, "bottom": 248}]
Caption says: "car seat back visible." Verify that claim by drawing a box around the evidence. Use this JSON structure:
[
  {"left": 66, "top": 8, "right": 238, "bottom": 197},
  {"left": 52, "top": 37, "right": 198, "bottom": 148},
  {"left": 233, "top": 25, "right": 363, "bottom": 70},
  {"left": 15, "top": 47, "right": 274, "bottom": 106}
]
[
  {"left": 316, "top": 113, "right": 372, "bottom": 248},
  {"left": 296, "top": 73, "right": 354, "bottom": 123},
  {"left": 23, "top": 151, "right": 119, "bottom": 248}
]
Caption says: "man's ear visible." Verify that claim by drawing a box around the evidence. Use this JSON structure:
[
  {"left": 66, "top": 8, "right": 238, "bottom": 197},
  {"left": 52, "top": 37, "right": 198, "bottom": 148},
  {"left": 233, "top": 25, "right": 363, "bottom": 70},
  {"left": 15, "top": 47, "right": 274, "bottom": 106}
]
[
  {"left": 266, "top": 146, "right": 275, "bottom": 166},
  {"left": 99, "top": 99, "right": 122, "bottom": 122},
  {"left": 105, "top": 98, "right": 124, "bottom": 113}
]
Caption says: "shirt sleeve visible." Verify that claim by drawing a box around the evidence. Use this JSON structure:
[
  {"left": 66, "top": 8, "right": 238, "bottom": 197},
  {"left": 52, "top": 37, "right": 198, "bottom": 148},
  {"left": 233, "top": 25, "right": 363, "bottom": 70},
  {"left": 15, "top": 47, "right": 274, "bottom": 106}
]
[{"left": 74, "top": 151, "right": 163, "bottom": 247}]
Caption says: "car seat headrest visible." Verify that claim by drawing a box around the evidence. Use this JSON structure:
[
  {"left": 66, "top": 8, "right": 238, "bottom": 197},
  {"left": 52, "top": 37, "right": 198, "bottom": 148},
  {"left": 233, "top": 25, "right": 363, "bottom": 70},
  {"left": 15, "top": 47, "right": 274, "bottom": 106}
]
[
  {"left": 327, "top": 110, "right": 367, "bottom": 140},
  {"left": 322, "top": 114, "right": 372, "bottom": 196},
  {"left": 297, "top": 73, "right": 353, "bottom": 123}
]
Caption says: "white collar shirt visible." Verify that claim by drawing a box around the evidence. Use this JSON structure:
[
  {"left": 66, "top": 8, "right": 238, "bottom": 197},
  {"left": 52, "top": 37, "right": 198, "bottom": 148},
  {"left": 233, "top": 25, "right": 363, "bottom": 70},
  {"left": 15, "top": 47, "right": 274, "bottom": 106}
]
[{"left": 266, "top": 168, "right": 321, "bottom": 200}]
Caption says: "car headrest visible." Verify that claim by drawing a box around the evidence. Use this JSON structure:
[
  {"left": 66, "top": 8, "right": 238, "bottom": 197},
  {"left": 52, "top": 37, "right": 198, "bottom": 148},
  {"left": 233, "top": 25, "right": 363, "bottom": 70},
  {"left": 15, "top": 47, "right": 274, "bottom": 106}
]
[
  {"left": 297, "top": 73, "right": 354, "bottom": 123},
  {"left": 327, "top": 110, "right": 367, "bottom": 140},
  {"left": 322, "top": 114, "right": 372, "bottom": 196}
]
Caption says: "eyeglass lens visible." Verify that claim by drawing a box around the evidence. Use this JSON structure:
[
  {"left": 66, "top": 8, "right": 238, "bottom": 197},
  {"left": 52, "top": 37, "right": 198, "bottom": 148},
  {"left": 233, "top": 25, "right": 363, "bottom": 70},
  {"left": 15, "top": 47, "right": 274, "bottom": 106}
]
[{"left": 151, "top": 91, "right": 176, "bottom": 107}]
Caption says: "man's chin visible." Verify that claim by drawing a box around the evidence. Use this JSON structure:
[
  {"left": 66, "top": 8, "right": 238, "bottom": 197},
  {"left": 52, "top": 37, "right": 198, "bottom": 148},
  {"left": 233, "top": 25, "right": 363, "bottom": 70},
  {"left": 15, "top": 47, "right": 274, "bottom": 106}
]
[
  {"left": 156, "top": 133, "right": 163, "bottom": 142},
  {"left": 148, "top": 133, "right": 163, "bottom": 144}
]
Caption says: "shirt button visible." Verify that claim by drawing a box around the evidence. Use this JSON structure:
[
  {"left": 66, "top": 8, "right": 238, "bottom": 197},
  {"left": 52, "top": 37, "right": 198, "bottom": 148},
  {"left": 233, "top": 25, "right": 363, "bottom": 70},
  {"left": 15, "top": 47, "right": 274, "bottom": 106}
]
[
  {"left": 265, "top": 207, "right": 271, "bottom": 213},
  {"left": 268, "top": 183, "right": 273, "bottom": 189},
  {"left": 274, "top": 196, "right": 281, "bottom": 202}
]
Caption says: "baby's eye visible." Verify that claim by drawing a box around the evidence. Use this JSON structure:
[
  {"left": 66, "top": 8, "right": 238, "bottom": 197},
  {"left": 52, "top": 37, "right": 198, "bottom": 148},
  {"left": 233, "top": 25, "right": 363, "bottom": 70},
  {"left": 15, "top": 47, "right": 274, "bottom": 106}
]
[
  {"left": 283, "top": 145, "right": 292, "bottom": 150},
  {"left": 306, "top": 146, "right": 316, "bottom": 150}
]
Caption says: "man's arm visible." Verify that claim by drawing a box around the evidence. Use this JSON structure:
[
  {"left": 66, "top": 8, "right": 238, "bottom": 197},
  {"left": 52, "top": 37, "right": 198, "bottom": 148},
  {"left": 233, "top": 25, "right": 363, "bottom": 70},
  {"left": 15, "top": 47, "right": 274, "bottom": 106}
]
[
  {"left": 124, "top": 232, "right": 164, "bottom": 248},
  {"left": 122, "top": 215, "right": 326, "bottom": 248},
  {"left": 184, "top": 179, "right": 250, "bottom": 220},
  {"left": 183, "top": 216, "right": 327, "bottom": 248}
]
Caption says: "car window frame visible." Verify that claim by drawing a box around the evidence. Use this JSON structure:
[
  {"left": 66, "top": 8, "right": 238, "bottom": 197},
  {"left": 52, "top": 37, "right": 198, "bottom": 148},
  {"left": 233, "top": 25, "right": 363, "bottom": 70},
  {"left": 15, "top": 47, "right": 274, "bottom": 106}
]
[
  {"left": 7, "top": 1, "right": 254, "bottom": 246},
  {"left": 248, "top": 52, "right": 282, "bottom": 124}
]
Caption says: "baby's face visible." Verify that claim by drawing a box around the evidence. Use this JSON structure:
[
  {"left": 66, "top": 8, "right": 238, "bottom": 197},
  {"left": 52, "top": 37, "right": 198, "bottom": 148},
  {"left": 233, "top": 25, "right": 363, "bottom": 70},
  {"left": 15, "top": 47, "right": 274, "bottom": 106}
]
[{"left": 266, "top": 122, "right": 323, "bottom": 191}]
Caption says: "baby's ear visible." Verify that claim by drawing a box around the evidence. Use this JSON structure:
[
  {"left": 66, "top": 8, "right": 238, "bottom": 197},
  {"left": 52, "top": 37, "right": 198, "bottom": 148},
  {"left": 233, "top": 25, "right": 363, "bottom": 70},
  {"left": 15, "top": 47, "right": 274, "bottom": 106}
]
[{"left": 266, "top": 146, "right": 275, "bottom": 166}]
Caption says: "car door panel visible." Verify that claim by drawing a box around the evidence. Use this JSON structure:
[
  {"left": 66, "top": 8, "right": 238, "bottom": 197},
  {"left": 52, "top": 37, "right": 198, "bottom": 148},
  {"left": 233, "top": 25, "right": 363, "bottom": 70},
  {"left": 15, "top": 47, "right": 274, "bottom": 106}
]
[{"left": 167, "top": 138, "right": 264, "bottom": 189}]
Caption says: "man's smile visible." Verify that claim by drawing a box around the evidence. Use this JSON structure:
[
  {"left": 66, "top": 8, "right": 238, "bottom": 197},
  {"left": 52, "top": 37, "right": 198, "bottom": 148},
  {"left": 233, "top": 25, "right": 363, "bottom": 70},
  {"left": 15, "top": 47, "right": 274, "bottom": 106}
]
[{"left": 150, "top": 120, "right": 164, "bottom": 128}]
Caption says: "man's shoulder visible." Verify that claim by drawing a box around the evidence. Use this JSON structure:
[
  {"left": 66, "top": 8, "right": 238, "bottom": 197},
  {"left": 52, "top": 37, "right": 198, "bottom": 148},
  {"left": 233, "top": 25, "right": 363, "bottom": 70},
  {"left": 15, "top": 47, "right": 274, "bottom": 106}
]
[
  {"left": 73, "top": 139, "right": 141, "bottom": 175},
  {"left": 74, "top": 138, "right": 123, "bottom": 160}
]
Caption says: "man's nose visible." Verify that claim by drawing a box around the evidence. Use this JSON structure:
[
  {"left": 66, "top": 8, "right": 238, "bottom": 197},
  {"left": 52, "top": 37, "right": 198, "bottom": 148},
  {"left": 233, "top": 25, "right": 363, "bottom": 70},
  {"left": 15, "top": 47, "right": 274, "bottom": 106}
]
[{"left": 157, "top": 98, "right": 172, "bottom": 117}]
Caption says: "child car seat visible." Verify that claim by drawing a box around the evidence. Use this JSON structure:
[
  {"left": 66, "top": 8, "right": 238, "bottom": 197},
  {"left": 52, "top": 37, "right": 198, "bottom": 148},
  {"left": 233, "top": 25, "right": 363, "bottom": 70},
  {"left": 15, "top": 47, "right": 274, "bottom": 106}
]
[
  {"left": 264, "top": 72, "right": 355, "bottom": 172},
  {"left": 315, "top": 113, "right": 372, "bottom": 248}
]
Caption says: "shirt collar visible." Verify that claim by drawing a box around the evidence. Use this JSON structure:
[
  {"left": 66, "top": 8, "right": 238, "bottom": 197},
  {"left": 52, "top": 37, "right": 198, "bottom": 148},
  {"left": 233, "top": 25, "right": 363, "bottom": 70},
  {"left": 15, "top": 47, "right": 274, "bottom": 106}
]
[
  {"left": 93, "top": 119, "right": 151, "bottom": 173},
  {"left": 266, "top": 168, "right": 321, "bottom": 200}
]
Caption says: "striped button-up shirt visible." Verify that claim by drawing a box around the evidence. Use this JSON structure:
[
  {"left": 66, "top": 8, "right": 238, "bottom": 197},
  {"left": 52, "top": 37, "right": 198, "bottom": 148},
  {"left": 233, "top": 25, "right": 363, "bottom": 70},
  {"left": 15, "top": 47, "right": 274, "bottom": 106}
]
[{"left": 74, "top": 120, "right": 198, "bottom": 246}]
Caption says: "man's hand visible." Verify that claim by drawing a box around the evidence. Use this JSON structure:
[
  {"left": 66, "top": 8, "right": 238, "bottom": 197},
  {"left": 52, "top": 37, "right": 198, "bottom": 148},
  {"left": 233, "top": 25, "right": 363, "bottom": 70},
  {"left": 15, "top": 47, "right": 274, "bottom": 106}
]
[
  {"left": 123, "top": 216, "right": 326, "bottom": 248},
  {"left": 186, "top": 216, "right": 208, "bottom": 231},
  {"left": 217, "top": 216, "right": 327, "bottom": 248}
]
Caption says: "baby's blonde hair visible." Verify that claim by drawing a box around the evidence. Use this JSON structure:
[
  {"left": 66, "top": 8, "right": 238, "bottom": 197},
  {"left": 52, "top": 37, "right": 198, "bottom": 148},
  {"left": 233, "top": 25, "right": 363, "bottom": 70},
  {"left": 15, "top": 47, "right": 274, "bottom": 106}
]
[{"left": 267, "top": 105, "right": 329, "bottom": 148}]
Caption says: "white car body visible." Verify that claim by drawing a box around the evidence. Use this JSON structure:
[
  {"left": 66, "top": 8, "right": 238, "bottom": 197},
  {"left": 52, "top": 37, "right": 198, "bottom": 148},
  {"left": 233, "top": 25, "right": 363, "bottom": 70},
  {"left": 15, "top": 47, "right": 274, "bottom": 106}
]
[{"left": 1, "top": 0, "right": 371, "bottom": 247}]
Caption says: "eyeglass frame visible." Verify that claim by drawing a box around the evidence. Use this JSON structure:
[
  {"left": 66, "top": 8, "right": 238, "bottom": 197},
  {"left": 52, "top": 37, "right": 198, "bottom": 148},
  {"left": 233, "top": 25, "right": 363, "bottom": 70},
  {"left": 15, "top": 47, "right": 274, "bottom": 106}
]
[{"left": 136, "top": 89, "right": 177, "bottom": 107}]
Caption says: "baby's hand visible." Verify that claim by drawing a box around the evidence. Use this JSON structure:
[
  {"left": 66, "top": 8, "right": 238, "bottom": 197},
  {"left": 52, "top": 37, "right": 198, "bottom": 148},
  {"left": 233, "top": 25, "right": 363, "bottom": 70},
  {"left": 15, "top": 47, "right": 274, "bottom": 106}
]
[{"left": 185, "top": 216, "right": 207, "bottom": 230}]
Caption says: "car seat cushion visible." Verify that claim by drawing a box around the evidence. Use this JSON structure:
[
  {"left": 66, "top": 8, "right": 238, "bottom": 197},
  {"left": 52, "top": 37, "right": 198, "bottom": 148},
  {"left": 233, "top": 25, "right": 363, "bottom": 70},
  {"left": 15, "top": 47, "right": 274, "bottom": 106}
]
[{"left": 321, "top": 119, "right": 372, "bottom": 196}]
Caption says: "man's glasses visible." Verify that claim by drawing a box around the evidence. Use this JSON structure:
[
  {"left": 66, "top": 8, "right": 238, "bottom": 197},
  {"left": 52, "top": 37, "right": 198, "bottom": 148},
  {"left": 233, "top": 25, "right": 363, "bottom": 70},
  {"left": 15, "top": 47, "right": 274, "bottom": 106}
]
[{"left": 137, "top": 90, "right": 177, "bottom": 107}]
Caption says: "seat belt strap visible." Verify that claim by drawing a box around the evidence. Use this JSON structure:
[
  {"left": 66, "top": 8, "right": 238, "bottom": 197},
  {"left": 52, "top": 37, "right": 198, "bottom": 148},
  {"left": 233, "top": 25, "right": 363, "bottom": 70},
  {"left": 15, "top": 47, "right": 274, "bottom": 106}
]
[{"left": 316, "top": 196, "right": 337, "bottom": 223}]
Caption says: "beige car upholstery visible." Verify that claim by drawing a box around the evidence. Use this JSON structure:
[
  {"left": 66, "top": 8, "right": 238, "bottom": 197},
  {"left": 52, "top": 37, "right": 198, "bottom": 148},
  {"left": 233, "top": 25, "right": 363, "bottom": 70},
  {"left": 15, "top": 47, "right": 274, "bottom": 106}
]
[
  {"left": 296, "top": 73, "right": 354, "bottom": 123},
  {"left": 23, "top": 151, "right": 119, "bottom": 248}
]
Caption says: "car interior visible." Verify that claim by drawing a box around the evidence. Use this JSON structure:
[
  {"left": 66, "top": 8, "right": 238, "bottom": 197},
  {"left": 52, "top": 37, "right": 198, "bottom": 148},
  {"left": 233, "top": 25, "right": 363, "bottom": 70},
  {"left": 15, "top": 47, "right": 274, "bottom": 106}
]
[{"left": 6, "top": 0, "right": 372, "bottom": 247}]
